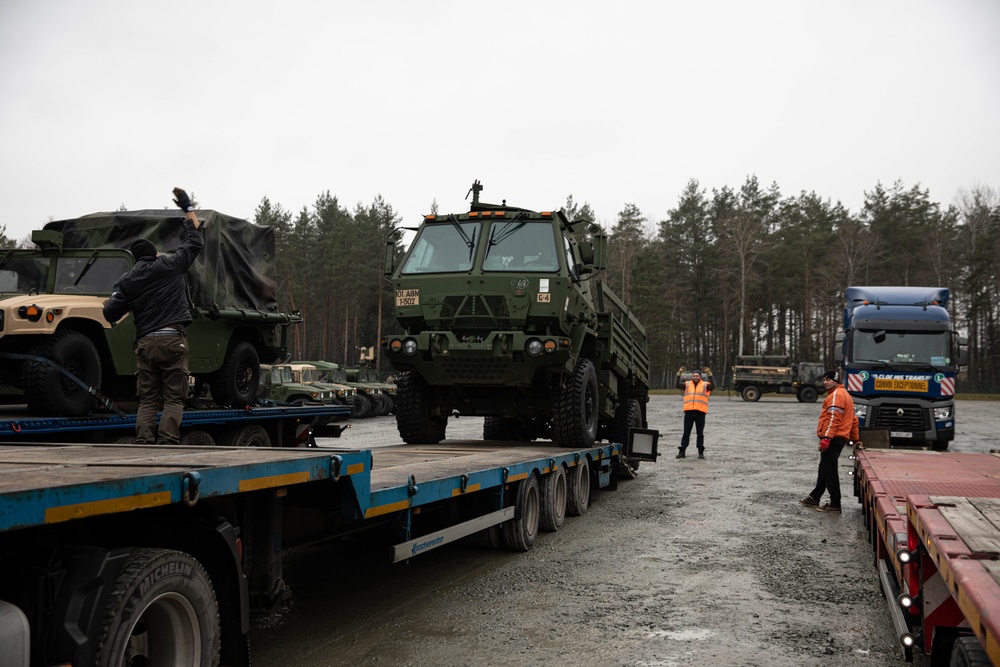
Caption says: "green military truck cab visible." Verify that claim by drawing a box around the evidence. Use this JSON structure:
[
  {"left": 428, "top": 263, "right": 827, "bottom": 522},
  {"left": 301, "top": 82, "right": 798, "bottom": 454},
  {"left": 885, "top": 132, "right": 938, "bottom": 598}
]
[
  {"left": 0, "top": 211, "right": 300, "bottom": 417},
  {"left": 382, "top": 183, "right": 650, "bottom": 451}
]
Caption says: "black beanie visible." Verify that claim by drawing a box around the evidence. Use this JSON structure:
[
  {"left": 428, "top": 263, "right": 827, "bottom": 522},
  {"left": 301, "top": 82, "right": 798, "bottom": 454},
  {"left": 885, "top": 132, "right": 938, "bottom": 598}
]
[{"left": 129, "top": 239, "right": 157, "bottom": 259}]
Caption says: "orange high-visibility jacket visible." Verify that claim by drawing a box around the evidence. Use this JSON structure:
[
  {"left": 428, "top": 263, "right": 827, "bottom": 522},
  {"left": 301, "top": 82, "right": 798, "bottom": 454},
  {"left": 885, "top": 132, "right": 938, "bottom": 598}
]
[
  {"left": 816, "top": 384, "right": 860, "bottom": 440},
  {"left": 683, "top": 380, "right": 711, "bottom": 413}
]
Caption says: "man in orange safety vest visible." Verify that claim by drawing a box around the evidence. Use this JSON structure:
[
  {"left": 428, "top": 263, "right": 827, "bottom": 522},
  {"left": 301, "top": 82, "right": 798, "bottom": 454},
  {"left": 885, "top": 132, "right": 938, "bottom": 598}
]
[{"left": 676, "top": 367, "right": 715, "bottom": 459}]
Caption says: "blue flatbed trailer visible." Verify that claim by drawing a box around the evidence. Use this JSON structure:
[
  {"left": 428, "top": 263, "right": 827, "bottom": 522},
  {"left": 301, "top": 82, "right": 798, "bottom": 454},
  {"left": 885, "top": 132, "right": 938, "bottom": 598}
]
[{"left": 0, "top": 433, "right": 657, "bottom": 666}]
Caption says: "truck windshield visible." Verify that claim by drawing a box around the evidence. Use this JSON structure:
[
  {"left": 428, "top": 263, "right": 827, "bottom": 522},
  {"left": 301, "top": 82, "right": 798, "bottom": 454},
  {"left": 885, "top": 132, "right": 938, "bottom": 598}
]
[
  {"left": 273, "top": 366, "right": 293, "bottom": 383},
  {"left": 299, "top": 367, "right": 320, "bottom": 383},
  {"left": 852, "top": 330, "right": 952, "bottom": 367},
  {"left": 53, "top": 255, "right": 131, "bottom": 294},
  {"left": 400, "top": 222, "right": 480, "bottom": 274},
  {"left": 482, "top": 222, "right": 559, "bottom": 272},
  {"left": 0, "top": 255, "right": 50, "bottom": 293}
]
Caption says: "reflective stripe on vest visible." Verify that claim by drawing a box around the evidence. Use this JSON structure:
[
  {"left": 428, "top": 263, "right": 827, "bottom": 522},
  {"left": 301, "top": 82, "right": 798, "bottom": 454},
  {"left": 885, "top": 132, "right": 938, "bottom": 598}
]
[{"left": 683, "top": 380, "right": 710, "bottom": 413}]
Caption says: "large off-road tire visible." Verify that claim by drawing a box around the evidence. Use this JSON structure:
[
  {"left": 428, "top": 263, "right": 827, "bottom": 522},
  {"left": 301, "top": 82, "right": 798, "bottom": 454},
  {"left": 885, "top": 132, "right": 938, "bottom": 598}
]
[
  {"left": 395, "top": 371, "right": 446, "bottom": 444},
  {"left": 483, "top": 416, "right": 526, "bottom": 441},
  {"left": 566, "top": 458, "right": 591, "bottom": 517},
  {"left": 94, "top": 548, "right": 221, "bottom": 667},
  {"left": 798, "top": 386, "right": 819, "bottom": 403},
  {"left": 22, "top": 330, "right": 103, "bottom": 417},
  {"left": 612, "top": 398, "right": 643, "bottom": 472},
  {"left": 540, "top": 466, "right": 568, "bottom": 532},
  {"left": 375, "top": 393, "right": 393, "bottom": 416},
  {"left": 220, "top": 423, "right": 271, "bottom": 447},
  {"left": 351, "top": 393, "right": 372, "bottom": 419},
  {"left": 504, "top": 474, "right": 540, "bottom": 551},
  {"left": 552, "top": 358, "right": 599, "bottom": 449},
  {"left": 951, "top": 636, "right": 990, "bottom": 667},
  {"left": 209, "top": 340, "right": 260, "bottom": 408},
  {"left": 741, "top": 385, "right": 761, "bottom": 402}
]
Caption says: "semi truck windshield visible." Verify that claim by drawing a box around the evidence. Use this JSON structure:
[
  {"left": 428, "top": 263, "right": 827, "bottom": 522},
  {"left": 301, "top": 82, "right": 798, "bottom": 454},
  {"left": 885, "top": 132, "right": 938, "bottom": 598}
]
[{"left": 852, "top": 330, "right": 951, "bottom": 366}]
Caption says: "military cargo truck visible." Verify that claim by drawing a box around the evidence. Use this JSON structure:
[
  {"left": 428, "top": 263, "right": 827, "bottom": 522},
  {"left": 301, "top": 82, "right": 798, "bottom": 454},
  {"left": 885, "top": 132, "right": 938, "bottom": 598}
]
[
  {"left": 0, "top": 210, "right": 300, "bottom": 417},
  {"left": 731, "top": 355, "right": 824, "bottom": 402},
  {"left": 382, "top": 182, "right": 650, "bottom": 450}
]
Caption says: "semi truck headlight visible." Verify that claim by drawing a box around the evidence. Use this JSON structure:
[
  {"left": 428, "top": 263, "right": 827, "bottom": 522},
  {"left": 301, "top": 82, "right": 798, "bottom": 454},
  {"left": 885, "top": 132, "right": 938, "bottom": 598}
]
[
  {"left": 854, "top": 404, "right": 868, "bottom": 419},
  {"left": 933, "top": 406, "right": 953, "bottom": 420},
  {"left": 526, "top": 338, "right": 543, "bottom": 356},
  {"left": 403, "top": 338, "right": 418, "bottom": 355}
]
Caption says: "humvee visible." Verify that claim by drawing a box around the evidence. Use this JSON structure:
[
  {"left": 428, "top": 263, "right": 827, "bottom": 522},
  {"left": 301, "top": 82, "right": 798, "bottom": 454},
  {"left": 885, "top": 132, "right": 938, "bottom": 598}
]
[{"left": 0, "top": 210, "right": 300, "bottom": 416}]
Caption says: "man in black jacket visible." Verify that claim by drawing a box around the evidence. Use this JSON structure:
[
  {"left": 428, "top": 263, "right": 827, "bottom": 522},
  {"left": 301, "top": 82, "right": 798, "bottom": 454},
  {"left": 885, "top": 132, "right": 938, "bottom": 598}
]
[{"left": 103, "top": 188, "right": 205, "bottom": 444}]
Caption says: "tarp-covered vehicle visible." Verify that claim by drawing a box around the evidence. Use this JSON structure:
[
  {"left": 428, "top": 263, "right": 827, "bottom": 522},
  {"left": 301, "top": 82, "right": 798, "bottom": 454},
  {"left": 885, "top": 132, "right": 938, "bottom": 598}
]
[{"left": 0, "top": 209, "right": 300, "bottom": 416}]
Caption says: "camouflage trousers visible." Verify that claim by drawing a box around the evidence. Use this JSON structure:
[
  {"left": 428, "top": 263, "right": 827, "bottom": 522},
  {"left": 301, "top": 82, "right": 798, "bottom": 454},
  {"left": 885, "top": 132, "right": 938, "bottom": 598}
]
[{"left": 135, "top": 332, "right": 189, "bottom": 444}]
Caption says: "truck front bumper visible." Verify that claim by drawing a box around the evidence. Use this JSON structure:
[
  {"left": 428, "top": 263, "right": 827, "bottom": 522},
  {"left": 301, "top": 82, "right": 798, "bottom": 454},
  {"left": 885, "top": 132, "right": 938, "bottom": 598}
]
[
  {"left": 383, "top": 331, "right": 572, "bottom": 385},
  {"left": 855, "top": 396, "right": 955, "bottom": 445}
]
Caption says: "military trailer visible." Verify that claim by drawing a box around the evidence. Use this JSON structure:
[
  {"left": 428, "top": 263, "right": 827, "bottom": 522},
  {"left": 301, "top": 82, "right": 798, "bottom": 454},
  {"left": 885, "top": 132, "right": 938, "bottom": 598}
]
[
  {"left": 382, "top": 182, "right": 650, "bottom": 451},
  {"left": 0, "top": 210, "right": 299, "bottom": 417}
]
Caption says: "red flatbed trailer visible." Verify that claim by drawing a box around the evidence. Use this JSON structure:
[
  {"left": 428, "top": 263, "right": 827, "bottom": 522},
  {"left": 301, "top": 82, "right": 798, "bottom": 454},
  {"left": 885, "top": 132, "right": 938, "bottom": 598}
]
[{"left": 854, "top": 448, "right": 1000, "bottom": 665}]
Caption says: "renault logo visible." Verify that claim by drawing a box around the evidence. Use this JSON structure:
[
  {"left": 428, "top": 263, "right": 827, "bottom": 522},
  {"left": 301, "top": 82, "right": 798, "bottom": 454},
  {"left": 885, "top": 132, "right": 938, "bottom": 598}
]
[{"left": 896, "top": 408, "right": 905, "bottom": 417}]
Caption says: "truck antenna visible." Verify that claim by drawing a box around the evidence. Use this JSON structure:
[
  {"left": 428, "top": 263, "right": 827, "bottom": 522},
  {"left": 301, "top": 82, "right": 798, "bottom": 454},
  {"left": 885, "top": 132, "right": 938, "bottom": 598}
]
[{"left": 466, "top": 180, "right": 483, "bottom": 205}]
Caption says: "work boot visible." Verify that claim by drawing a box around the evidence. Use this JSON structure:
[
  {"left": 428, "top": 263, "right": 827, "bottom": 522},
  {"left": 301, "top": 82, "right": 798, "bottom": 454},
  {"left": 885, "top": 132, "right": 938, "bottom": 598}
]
[
  {"left": 817, "top": 503, "right": 842, "bottom": 513},
  {"left": 798, "top": 496, "right": 819, "bottom": 507},
  {"left": 697, "top": 450, "right": 705, "bottom": 459},
  {"left": 676, "top": 449, "right": 686, "bottom": 459}
]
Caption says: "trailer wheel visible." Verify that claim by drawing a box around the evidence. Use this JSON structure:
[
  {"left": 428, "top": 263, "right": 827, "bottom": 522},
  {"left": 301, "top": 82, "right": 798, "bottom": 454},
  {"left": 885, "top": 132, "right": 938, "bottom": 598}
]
[
  {"left": 566, "top": 458, "right": 591, "bottom": 517},
  {"left": 209, "top": 340, "right": 260, "bottom": 408},
  {"left": 741, "top": 385, "right": 761, "bottom": 402},
  {"left": 950, "top": 636, "right": 990, "bottom": 667},
  {"left": 180, "top": 430, "right": 216, "bottom": 446},
  {"left": 552, "top": 358, "right": 599, "bottom": 448},
  {"left": 504, "top": 474, "right": 540, "bottom": 551},
  {"left": 474, "top": 524, "right": 504, "bottom": 550},
  {"left": 540, "top": 466, "right": 568, "bottom": 532},
  {"left": 22, "top": 330, "right": 103, "bottom": 417},
  {"left": 395, "top": 371, "right": 447, "bottom": 444},
  {"left": 94, "top": 548, "right": 220, "bottom": 667},
  {"left": 221, "top": 423, "right": 271, "bottom": 447},
  {"left": 798, "top": 386, "right": 818, "bottom": 403}
]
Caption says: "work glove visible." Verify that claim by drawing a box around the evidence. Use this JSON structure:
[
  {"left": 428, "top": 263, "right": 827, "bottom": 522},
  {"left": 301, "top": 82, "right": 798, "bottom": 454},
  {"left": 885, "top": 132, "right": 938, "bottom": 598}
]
[
  {"left": 702, "top": 367, "right": 712, "bottom": 375},
  {"left": 819, "top": 437, "right": 831, "bottom": 452},
  {"left": 172, "top": 187, "right": 194, "bottom": 212},
  {"left": 677, "top": 366, "right": 687, "bottom": 374}
]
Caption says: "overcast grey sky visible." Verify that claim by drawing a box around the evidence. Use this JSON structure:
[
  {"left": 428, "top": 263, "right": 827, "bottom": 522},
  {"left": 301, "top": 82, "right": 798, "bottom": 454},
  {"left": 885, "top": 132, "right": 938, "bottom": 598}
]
[{"left": 1, "top": 0, "right": 998, "bottom": 243}]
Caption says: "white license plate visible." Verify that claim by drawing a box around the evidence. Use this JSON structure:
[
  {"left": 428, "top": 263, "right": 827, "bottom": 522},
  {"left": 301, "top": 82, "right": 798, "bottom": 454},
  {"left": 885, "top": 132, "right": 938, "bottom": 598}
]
[{"left": 890, "top": 431, "right": 913, "bottom": 438}]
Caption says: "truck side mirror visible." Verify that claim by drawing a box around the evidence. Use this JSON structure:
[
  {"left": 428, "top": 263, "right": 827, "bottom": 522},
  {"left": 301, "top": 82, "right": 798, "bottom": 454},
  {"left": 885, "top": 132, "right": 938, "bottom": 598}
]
[
  {"left": 589, "top": 224, "right": 607, "bottom": 271},
  {"left": 958, "top": 335, "right": 969, "bottom": 366},
  {"left": 834, "top": 332, "right": 844, "bottom": 363},
  {"left": 383, "top": 228, "right": 408, "bottom": 277}
]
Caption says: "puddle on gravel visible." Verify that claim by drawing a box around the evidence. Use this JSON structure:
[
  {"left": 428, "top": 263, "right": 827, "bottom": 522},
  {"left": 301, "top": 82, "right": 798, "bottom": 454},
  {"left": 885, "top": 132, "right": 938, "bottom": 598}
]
[{"left": 646, "top": 628, "right": 715, "bottom": 641}]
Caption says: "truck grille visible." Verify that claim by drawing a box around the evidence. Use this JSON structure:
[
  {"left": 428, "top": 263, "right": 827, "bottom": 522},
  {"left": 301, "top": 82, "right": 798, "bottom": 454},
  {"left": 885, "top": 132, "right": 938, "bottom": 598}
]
[
  {"left": 438, "top": 295, "right": 509, "bottom": 328},
  {"left": 437, "top": 356, "right": 507, "bottom": 384},
  {"left": 874, "top": 405, "right": 927, "bottom": 431}
]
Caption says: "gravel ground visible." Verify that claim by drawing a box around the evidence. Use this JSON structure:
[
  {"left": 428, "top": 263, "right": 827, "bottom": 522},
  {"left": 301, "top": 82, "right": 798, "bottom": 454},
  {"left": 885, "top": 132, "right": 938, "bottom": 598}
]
[{"left": 250, "top": 394, "right": 1000, "bottom": 667}]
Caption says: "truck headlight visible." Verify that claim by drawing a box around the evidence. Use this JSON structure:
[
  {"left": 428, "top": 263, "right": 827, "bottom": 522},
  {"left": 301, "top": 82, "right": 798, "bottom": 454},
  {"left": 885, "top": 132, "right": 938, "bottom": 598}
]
[
  {"left": 854, "top": 404, "right": 868, "bottom": 419},
  {"left": 934, "top": 406, "right": 953, "bottom": 420},
  {"left": 526, "top": 338, "right": 543, "bottom": 356},
  {"left": 403, "top": 338, "right": 418, "bottom": 355}
]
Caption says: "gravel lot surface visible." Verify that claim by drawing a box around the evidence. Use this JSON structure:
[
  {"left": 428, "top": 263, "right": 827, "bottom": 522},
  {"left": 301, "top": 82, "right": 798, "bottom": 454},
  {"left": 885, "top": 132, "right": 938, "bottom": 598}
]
[{"left": 251, "top": 394, "right": 1000, "bottom": 667}]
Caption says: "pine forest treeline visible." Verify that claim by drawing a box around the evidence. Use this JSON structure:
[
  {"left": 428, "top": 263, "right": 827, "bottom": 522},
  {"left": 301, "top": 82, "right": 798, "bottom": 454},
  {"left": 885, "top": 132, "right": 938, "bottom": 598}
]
[{"left": 205, "top": 178, "right": 997, "bottom": 393}]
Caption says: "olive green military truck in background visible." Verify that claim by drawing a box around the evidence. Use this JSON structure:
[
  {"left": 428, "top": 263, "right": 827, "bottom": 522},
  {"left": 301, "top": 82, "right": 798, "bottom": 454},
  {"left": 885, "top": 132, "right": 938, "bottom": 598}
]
[
  {"left": 0, "top": 210, "right": 300, "bottom": 417},
  {"left": 382, "top": 182, "right": 651, "bottom": 451}
]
